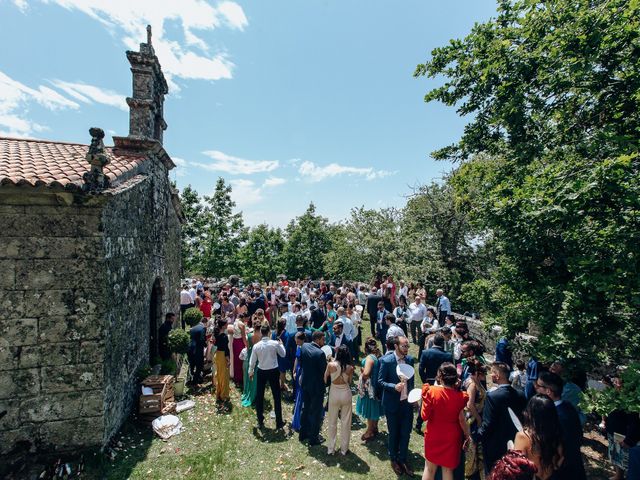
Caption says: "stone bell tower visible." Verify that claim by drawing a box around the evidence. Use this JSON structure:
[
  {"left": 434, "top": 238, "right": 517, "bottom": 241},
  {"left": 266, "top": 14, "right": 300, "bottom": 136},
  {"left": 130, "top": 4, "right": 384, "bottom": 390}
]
[{"left": 125, "top": 25, "right": 168, "bottom": 144}]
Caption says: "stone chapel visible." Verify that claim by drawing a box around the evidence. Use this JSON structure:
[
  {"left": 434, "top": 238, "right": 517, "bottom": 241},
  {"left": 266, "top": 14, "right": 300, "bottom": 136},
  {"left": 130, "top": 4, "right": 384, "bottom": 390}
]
[{"left": 0, "top": 27, "right": 182, "bottom": 458}]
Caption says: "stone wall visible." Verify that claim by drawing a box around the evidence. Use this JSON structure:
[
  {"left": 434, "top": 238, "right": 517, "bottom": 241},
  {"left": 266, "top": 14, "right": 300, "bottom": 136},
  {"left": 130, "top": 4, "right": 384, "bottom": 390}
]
[
  {"left": 0, "top": 156, "right": 181, "bottom": 458},
  {"left": 100, "top": 156, "right": 180, "bottom": 443},
  {"left": 0, "top": 202, "right": 108, "bottom": 455}
]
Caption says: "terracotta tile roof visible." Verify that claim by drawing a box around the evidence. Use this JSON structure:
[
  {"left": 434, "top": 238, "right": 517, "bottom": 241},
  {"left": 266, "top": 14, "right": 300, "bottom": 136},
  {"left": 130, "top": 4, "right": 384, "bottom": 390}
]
[{"left": 0, "top": 136, "right": 147, "bottom": 192}]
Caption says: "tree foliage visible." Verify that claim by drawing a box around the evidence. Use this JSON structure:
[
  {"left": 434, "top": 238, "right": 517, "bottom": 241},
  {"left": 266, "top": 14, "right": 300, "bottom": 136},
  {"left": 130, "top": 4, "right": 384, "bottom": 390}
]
[
  {"left": 200, "top": 177, "right": 247, "bottom": 278},
  {"left": 282, "top": 203, "right": 331, "bottom": 279},
  {"left": 416, "top": 0, "right": 640, "bottom": 367},
  {"left": 239, "top": 224, "right": 286, "bottom": 283},
  {"left": 179, "top": 185, "right": 206, "bottom": 274}
]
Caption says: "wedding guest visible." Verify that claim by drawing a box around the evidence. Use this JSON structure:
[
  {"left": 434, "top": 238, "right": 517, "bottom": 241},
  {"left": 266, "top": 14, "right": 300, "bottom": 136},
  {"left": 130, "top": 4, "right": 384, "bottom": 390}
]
[
  {"left": 356, "top": 337, "right": 384, "bottom": 441},
  {"left": 299, "top": 330, "right": 328, "bottom": 445},
  {"left": 378, "top": 335, "right": 415, "bottom": 476},
  {"left": 420, "top": 363, "right": 471, "bottom": 480},
  {"left": 249, "top": 321, "right": 286, "bottom": 429},
  {"left": 213, "top": 318, "right": 230, "bottom": 402},
  {"left": 325, "top": 344, "right": 354, "bottom": 456},
  {"left": 513, "top": 394, "right": 565, "bottom": 480}
]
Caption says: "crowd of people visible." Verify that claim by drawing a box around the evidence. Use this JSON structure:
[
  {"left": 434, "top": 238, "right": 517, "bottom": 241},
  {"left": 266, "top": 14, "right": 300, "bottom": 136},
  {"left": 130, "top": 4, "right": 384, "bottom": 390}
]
[{"left": 170, "top": 276, "right": 639, "bottom": 480}]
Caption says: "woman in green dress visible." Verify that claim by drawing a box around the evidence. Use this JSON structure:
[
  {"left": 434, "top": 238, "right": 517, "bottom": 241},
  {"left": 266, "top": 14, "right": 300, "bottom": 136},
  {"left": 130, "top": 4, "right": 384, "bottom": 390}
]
[
  {"left": 241, "top": 316, "right": 263, "bottom": 407},
  {"left": 355, "top": 337, "right": 384, "bottom": 441}
]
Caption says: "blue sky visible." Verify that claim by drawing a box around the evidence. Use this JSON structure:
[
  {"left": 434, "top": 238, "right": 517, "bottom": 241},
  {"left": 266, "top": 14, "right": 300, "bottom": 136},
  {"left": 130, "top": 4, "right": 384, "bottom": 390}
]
[{"left": 0, "top": 0, "right": 497, "bottom": 226}]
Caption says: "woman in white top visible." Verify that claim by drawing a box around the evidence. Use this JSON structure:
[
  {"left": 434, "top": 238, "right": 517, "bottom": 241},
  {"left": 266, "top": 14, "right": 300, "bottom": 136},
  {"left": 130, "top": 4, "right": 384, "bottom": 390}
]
[{"left": 324, "top": 344, "right": 354, "bottom": 455}]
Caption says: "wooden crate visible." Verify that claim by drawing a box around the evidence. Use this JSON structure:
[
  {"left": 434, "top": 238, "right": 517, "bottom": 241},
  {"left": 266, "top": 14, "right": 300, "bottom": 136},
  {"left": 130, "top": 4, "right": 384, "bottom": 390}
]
[
  {"left": 142, "top": 375, "right": 175, "bottom": 386},
  {"left": 139, "top": 383, "right": 167, "bottom": 414}
]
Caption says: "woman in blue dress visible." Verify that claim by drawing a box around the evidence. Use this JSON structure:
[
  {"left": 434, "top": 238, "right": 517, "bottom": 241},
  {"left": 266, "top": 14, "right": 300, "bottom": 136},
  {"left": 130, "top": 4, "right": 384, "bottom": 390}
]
[
  {"left": 291, "top": 331, "right": 306, "bottom": 432},
  {"left": 355, "top": 336, "right": 384, "bottom": 441}
]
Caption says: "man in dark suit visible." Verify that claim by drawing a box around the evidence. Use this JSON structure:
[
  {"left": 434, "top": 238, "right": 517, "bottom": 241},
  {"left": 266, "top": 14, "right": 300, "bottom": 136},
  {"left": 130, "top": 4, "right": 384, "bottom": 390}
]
[
  {"left": 309, "top": 299, "right": 327, "bottom": 330},
  {"left": 377, "top": 335, "right": 415, "bottom": 476},
  {"left": 187, "top": 317, "right": 207, "bottom": 384},
  {"left": 537, "top": 371, "right": 587, "bottom": 480},
  {"left": 328, "top": 320, "right": 353, "bottom": 354},
  {"left": 477, "top": 362, "right": 526, "bottom": 473},
  {"left": 415, "top": 332, "right": 453, "bottom": 433},
  {"left": 298, "top": 330, "right": 328, "bottom": 445},
  {"left": 366, "top": 294, "right": 383, "bottom": 337}
]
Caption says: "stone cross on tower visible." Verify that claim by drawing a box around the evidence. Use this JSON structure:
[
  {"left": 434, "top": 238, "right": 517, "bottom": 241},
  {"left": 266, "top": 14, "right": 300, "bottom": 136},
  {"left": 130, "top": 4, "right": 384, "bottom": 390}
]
[{"left": 125, "top": 25, "right": 168, "bottom": 144}]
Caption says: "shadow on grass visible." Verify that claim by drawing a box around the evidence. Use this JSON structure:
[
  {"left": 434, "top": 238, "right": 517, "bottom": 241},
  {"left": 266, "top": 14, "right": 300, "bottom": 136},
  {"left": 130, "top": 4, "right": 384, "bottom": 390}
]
[
  {"left": 83, "top": 419, "right": 155, "bottom": 480},
  {"left": 251, "top": 425, "right": 290, "bottom": 443},
  {"left": 307, "top": 444, "right": 372, "bottom": 473}
]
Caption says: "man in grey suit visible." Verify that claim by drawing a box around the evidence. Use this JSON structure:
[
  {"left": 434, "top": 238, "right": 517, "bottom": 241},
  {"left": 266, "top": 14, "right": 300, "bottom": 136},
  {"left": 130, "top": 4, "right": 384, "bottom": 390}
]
[{"left": 299, "top": 330, "right": 327, "bottom": 445}]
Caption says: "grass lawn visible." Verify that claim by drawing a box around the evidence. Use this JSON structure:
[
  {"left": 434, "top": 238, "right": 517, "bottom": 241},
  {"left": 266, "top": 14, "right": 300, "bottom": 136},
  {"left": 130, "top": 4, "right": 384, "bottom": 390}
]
[{"left": 81, "top": 322, "right": 613, "bottom": 479}]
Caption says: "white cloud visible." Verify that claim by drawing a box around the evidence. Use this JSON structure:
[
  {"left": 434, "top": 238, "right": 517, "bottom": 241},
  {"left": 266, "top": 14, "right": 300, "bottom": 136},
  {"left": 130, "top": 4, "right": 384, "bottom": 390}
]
[
  {"left": 298, "top": 160, "right": 394, "bottom": 183},
  {"left": 33, "top": 0, "right": 247, "bottom": 86},
  {"left": 171, "top": 156, "right": 188, "bottom": 177},
  {"left": 217, "top": 1, "right": 248, "bottom": 30},
  {"left": 0, "top": 70, "right": 79, "bottom": 137},
  {"left": 12, "top": 0, "right": 28, "bottom": 11},
  {"left": 229, "top": 179, "right": 263, "bottom": 208},
  {"left": 51, "top": 80, "right": 127, "bottom": 111},
  {"left": 263, "top": 176, "right": 286, "bottom": 187},
  {"left": 227, "top": 176, "right": 286, "bottom": 211},
  {"left": 195, "top": 150, "right": 279, "bottom": 174}
]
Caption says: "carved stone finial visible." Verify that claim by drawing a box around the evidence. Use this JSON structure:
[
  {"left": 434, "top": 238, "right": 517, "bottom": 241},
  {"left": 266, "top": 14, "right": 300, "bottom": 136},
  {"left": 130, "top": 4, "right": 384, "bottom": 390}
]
[
  {"left": 83, "top": 127, "right": 110, "bottom": 193},
  {"left": 147, "top": 25, "right": 152, "bottom": 46}
]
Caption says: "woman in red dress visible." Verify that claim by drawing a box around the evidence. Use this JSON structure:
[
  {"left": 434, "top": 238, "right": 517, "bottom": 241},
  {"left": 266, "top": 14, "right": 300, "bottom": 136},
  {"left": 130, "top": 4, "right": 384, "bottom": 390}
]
[{"left": 420, "top": 362, "right": 471, "bottom": 480}]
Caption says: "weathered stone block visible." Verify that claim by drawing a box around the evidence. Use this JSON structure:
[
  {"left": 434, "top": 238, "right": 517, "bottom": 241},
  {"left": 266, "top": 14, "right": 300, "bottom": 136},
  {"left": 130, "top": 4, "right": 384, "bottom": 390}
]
[
  {"left": 38, "top": 416, "right": 104, "bottom": 449},
  {"left": 0, "top": 238, "right": 20, "bottom": 258},
  {"left": 75, "top": 237, "right": 104, "bottom": 259},
  {"left": 0, "top": 260, "right": 15, "bottom": 288},
  {"left": 77, "top": 341, "right": 103, "bottom": 364},
  {"left": 0, "top": 214, "right": 77, "bottom": 237},
  {"left": 76, "top": 214, "right": 103, "bottom": 237},
  {"left": 20, "top": 390, "right": 104, "bottom": 423},
  {"left": 0, "top": 205, "right": 25, "bottom": 214},
  {"left": 16, "top": 259, "right": 93, "bottom": 290},
  {"left": 24, "top": 289, "right": 74, "bottom": 317},
  {"left": 0, "top": 318, "right": 37, "bottom": 347},
  {"left": 19, "top": 237, "right": 78, "bottom": 259},
  {"left": 39, "top": 315, "right": 103, "bottom": 342},
  {"left": 38, "top": 342, "right": 78, "bottom": 366},
  {"left": 41, "top": 363, "right": 103, "bottom": 393},
  {"left": 74, "top": 290, "right": 106, "bottom": 316},
  {"left": 0, "top": 368, "right": 39, "bottom": 399},
  {"left": 0, "top": 290, "right": 25, "bottom": 319},
  {"left": 0, "top": 398, "right": 22, "bottom": 431},
  {"left": 0, "top": 424, "right": 38, "bottom": 455}
]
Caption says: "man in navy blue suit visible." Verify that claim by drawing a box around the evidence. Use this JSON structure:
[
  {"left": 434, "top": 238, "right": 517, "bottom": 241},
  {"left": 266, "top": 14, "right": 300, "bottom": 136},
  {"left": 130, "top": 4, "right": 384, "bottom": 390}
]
[
  {"left": 477, "top": 362, "right": 526, "bottom": 473},
  {"left": 298, "top": 330, "right": 328, "bottom": 445},
  {"left": 377, "top": 335, "right": 415, "bottom": 476},
  {"left": 415, "top": 332, "right": 453, "bottom": 433},
  {"left": 328, "top": 320, "right": 353, "bottom": 354},
  {"left": 537, "top": 371, "right": 587, "bottom": 480}
]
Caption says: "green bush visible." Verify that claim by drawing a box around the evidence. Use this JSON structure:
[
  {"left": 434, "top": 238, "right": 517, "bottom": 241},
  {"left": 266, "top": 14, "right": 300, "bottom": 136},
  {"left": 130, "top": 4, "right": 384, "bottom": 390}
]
[
  {"left": 183, "top": 307, "right": 203, "bottom": 327},
  {"left": 160, "top": 358, "right": 177, "bottom": 376},
  {"left": 136, "top": 364, "right": 152, "bottom": 382},
  {"left": 168, "top": 329, "right": 190, "bottom": 355}
]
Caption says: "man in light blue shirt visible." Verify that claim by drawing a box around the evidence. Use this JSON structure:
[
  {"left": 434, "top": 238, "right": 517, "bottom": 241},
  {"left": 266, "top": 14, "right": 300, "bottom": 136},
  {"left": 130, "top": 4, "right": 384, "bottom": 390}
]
[
  {"left": 280, "top": 303, "right": 298, "bottom": 335},
  {"left": 436, "top": 289, "right": 451, "bottom": 325}
]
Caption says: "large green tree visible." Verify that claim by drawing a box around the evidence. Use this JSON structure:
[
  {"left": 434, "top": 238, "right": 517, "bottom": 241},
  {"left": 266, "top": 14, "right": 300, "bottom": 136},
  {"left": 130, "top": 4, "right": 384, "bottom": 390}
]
[
  {"left": 282, "top": 203, "right": 331, "bottom": 279},
  {"left": 416, "top": 0, "right": 640, "bottom": 366},
  {"left": 179, "top": 185, "right": 206, "bottom": 274},
  {"left": 200, "top": 177, "right": 247, "bottom": 278},
  {"left": 239, "top": 224, "right": 285, "bottom": 283}
]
